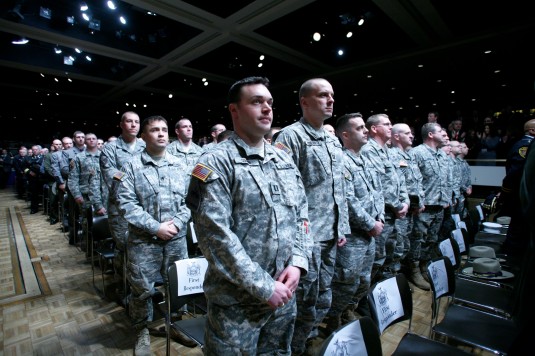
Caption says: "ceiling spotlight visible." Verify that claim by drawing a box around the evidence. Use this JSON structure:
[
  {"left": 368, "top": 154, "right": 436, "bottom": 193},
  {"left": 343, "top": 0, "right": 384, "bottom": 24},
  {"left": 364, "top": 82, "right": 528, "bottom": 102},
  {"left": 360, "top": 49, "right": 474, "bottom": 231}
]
[
  {"left": 259, "top": 55, "right": 265, "bottom": 60},
  {"left": 204, "top": 82, "right": 209, "bottom": 86},
  {"left": 85, "top": 55, "right": 92, "bottom": 61},
  {"left": 12, "top": 37, "right": 29, "bottom": 45},
  {"left": 75, "top": 48, "right": 82, "bottom": 53},
  {"left": 337, "top": 49, "right": 344, "bottom": 56},
  {"left": 346, "top": 32, "right": 353, "bottom": 38},
  {"left": 107, "top": 1, "right": 117, "bottom": 10},
  {"left": 80, "top": 2, "right": 88, "bottom": 11},
  {"left": 82, "top": 13, "right": 90, "bottom": 21},
  {"left": 358, "top": 17, "right": 365, "bottom": 26},
  {"left": 39, "top": 7, "right": 52, "bottom": 19},
  {"left": 54, "top": 47, "right": 62, "bottom": 54},
  {"left": 313, "top": 32, "right": 321, "bottom": 41},
  {"left": 119, "top": 16, "right": 126, "bottom": 25},
  {"left": 258, "top": 63, "right": 263, "bottom": 68}
]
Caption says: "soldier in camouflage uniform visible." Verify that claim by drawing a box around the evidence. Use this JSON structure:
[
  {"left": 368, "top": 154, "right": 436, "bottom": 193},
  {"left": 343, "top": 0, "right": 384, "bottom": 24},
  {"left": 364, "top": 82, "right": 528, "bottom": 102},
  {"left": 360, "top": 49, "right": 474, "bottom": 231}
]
[
  {"left": 390, "top": 123, "right": 429, "bottom": 290},
  {"left": 438, "top": 130, "right": 457, "bottom": 241},
  {"left": 59, "top": 132, "right": 86, "bottom": 243},
  {"left": 273, "top": 78, "right": 349, "bottom": 355},
  {"left": 457, "top": 142, "right": 472, "bottom": 219},
  {"left": 409, "top": 123, "right": 450, "bottom": 280},
  {"left": 166, "top": 118, "right": 204, "bottom": 172},
  {"left": 324, "top": 113, "right": 384, "bottom": 333},
  {"left": 186, "top": 77, "right": 311, "bottom": 355},
  {"left": 117, "top": 115, "right": 191, "bottom": 355},
  {"left": 100, "top": 111, "right": 146, "bottom": 299},
  {"left": 360, "top": 114, "right": 409, "bottom": 284},
  {"left": 68, "top": 133, "right": 101, "bottom": 249},
  {"left": 167, "top": 117, "right": 205, "bottom": 256}
]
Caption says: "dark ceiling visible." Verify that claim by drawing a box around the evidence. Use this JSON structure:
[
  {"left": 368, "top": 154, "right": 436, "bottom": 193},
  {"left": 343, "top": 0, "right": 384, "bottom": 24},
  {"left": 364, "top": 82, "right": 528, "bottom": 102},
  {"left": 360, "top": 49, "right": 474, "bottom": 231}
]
[{"left": 1, "top": 0, "right": 534, "bottom": 143}]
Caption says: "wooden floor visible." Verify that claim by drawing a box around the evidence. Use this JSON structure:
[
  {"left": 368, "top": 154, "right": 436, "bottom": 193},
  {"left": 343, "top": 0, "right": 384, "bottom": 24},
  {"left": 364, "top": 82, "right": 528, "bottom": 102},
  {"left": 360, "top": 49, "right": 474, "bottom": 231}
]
[{"left": 0, "top": 188, "right": 491, "bottom": 355}]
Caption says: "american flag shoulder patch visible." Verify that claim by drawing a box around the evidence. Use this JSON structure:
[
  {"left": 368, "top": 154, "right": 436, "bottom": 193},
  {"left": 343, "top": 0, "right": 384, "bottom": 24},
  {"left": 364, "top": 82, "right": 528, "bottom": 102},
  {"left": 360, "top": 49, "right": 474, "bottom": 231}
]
[
  {"left": 192, "top": 163, "right": 213, "bottom": 182},
  {"left": 274, "top": 142, "right": 291, "bottom": 154},
  {"left": 113, "top": 171, "right": 125, "bottom": 181}
]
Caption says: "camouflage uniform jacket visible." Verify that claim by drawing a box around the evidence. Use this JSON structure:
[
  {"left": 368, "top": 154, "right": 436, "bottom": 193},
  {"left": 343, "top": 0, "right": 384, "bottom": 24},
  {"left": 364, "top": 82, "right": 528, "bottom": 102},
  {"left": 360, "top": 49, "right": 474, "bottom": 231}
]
[
  {"left": 117, "top": 151, "right": 190, "bottom": 241},
  {"left": 67, "top": 150, "right": 100, "bottom": 200},
  {"left": 273, "top": 118, "right": 349, "bottom": 242},
  {"left": 100, "top": 136, "right": 146, "bottom": 215},
  {"left": 360, "top": 138, "right": 409, "bottom": 214},
  {"left": 438, "top": 150, "right": 454, "bottom": 205},
  {"left": 186, "top": 134, "right": 311, "bottom": 304},
  {"left": 59, "top": 146, "right": 85, "bottom": 180},
  {"left": 166, "top": 139, "right": 204, "bottom": 172},
  {"left": 87, "top": 170, "right": 109, "bottom": 212},
  {"left": 450, "top": 156, "right": 462, "bottom": 201},
  {"left": 343, "top": 149, "right": 385, "bottom": 233},
  {"left": 457, "top": 157, "right": 472, "bottom": 195},
  {"left": 409, "top": 143, "right": 450, "bottom": 206},
  {"left": 389, "top": 146, "right": 424, "bottom": 210}
]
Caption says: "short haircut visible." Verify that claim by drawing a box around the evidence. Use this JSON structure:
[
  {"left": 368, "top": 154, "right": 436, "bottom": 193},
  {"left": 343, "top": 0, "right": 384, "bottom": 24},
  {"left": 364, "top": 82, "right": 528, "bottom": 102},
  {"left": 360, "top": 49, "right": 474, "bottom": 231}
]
[
  {"left": 175, "top": 118, "right": 190, "bottom": 129},
  {"left": 335, "top": 113, "right": 363, "bottom": 135},
  {"left": 227, "top": 76, "right": 269, "bottom": 104},
  {"left": 141, "top": 115, "right": 167, "bottom": 133},
  {"left": 421, "top": 122, "right": 441, "bottom": 139},
  {"left": 217, "top": 130, "right": 234, "bottom": 142},
  {"left": 366, "top": 113, "right": 388, "bottom": 130}
]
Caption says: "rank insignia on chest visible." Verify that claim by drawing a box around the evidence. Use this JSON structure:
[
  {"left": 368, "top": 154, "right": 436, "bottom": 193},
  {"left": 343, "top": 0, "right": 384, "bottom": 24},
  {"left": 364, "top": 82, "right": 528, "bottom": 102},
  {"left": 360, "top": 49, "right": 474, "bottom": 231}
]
[
  {"left": 399, "top": 160, "right": 408, "bottom": 167},
  {"left": 192, "top": 163, "right": 213, "bottom": 182}
]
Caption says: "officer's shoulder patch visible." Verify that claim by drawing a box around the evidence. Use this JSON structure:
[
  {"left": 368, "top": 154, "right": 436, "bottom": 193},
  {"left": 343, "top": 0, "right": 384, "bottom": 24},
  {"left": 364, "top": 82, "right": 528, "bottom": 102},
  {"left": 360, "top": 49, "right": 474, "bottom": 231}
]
[
  {"left": 69, "top": 159, "right": 75, "bottom": 170},
  {"left": 192, "top": 163, "right": 214, "bottom": 182},
  {"left": 274, "top": 142, "right": 291, "bottom": 154},
  {"left": 113, "top": 171, "right": 125, "bottom": 181},
  {"left": 519, "top": 146, "right": 528, "bottom": 159}
]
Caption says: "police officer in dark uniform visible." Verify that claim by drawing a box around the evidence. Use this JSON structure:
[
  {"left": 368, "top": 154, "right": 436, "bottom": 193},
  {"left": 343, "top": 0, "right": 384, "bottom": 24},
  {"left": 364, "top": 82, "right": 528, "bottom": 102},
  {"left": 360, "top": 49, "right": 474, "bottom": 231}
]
[{"left": 499, "top": 118, "right": 535, "bottom": 261}]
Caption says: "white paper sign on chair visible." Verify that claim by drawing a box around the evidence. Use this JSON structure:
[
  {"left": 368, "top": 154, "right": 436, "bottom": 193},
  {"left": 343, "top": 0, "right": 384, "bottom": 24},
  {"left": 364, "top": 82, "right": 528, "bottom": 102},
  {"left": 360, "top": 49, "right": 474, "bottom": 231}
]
[
  {"left": 451, "top": 229, "right": 466, "bottom": 254},
  {"left": 373, "top": 277, "right": 404, "bottom": 333},
  {"left": 428, "top": 259, "right": 450, "bottom": 298},
  {"left": 175, "top": 258, "right": 208, "bottom": 296},
  {"left": 439, "top": 239, "right": 456, "bottom": 267}
]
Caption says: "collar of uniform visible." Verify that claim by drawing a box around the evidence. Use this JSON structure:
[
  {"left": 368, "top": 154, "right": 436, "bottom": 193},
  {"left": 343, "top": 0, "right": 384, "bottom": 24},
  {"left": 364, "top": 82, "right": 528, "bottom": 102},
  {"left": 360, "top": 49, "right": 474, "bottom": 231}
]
[
  {"left": 299, "top": 117, "right": 326, "bottom": 140},
  {"left": 232, "top": 135, "right": 266, "bottom": 160},
  {"left": 140, "top": 150, "right": 169, "bottom": 166}
]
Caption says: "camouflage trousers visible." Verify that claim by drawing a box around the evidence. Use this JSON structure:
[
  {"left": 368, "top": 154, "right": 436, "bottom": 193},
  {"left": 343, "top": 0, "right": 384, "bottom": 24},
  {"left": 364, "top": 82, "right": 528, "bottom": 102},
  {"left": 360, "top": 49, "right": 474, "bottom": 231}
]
[
  {"left": 109, "top": 214, "right": 128, "bottom": 285},
  {"left": 291, "top": 239, "right": 336, "bottom": 354},
  {"left": 412, "top": 206, "right": 444, "bottom": 262},
  {"left": 375, "top": 215, "right": 396, "bottom": 268},
  {"left": 394, "top": 215, "right": 414, "bottom": 268},
  {"left": 127, "top": 235, "right": 188, "bottom": 327},
  {"left": 203, "top": 297, "right": 296, "bottom": 355},
  {"left": 328, "top": 233, "right": 375, "bottom": 320}
]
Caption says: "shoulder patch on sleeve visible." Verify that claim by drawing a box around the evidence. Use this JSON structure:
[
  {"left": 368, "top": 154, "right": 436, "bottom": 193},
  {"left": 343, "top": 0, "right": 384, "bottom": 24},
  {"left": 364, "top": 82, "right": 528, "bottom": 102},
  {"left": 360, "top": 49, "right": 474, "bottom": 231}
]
[
  {"left": 519, "top": 146, "right": 528, "bottom": 159},
  {"left": 113, "top": 171, "right": 125, "bottom": 181},
  {"left": 274, "top": 142, "right": 291, "bottom": 154},
  {"left": 69, "top": 159, "right": 75, "bottom": 170},
  {"left": 192, "top": 163, "right": 214, "bottom": 182}
]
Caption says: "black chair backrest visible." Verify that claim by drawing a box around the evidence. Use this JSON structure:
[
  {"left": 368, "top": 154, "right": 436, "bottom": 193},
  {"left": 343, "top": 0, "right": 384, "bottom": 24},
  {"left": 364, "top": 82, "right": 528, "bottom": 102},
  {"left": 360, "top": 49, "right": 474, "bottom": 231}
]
[
  {"left": 367, "top": 274, "right": 412, "bottom": 334},
  {"left": 91, "top": 215, "right": 111, "bottom": 242}
]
